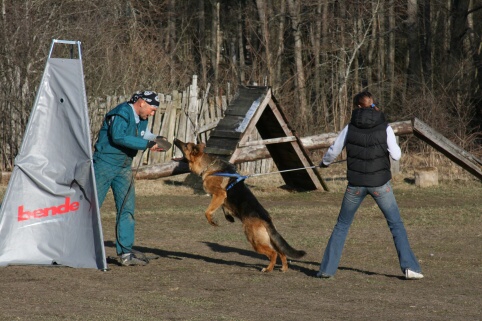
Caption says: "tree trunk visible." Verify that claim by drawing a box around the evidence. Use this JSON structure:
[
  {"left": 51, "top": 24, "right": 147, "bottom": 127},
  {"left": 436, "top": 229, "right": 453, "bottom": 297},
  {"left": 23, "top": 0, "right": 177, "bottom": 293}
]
[
  {"left": 238, "top": 17, "right": 246, "bottom": 84},
  {"left": 336, "top": 0, "right": 347, "bottom": 130},
  {"left": 449, "top": 0, "right": 470, "bottom": 59},
  {"left": 468, "top": 0, "right": 482, "bottom": 102},
  {"left": 422, "top": 0, "right": 432, "bottom": 89},
  {"left": 313, "top": 0, "right": 322, "bottom": 126},
  {"left": 367, "top": 3, "right": 375, "bottom": 89},
  {"left": 377, "top": 1, "right": 385, "bottom": 93},
  {"left": 388, "top": 0, "right": 396, "bottom": 102},
  {"left": 274, "top": 0, "right": 286, "bottom": 93},
  {"left": 212, "top": 1, "right": 221, "bottom": 115},
  {"left": 321, "top": 0, "right": 330, "bottom": 131},
  {"left": 407, "top": 0, "right": 421, "bottom": 82},
  {"left": 255, "top": 0, "right": 273, "bottom": 85},
  {"left": 197, "top": 0, "right": 208, "bottom": 87},
  {"left": 168, "top": 0, "right": 177, "bottom": 87},
  {"left": 286, "top": 0, "right": 308, "bottom": 124}
]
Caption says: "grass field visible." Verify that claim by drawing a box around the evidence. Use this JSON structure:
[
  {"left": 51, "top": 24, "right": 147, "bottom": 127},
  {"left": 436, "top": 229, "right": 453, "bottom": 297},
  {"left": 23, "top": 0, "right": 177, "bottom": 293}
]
[{"left": 0, "top": 169, "right": 481, "bottom": 320}]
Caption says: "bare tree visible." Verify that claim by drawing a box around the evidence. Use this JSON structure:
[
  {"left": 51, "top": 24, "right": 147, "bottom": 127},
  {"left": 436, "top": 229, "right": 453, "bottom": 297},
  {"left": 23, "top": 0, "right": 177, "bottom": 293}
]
[
  {"left": 388, "top": 0, "right": 396, "bottom": 102},
  {"left": 286, "top": 0, "right": 308, "bottom": 124},
  {"left": 273, "top": 0, "right": 286, "bottom": 93},
  {"left": 406, "top": 0, "right": 422, "bottom": 84},
  {"left": 255, "top": 0, "right": 274, "bottom": 85}
]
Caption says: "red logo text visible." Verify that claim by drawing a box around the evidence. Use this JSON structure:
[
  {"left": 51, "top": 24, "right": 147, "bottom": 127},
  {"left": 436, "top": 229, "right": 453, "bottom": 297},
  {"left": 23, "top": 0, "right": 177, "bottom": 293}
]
[{"left": 18, "top": 197, "right": 80, "bottom": 222}]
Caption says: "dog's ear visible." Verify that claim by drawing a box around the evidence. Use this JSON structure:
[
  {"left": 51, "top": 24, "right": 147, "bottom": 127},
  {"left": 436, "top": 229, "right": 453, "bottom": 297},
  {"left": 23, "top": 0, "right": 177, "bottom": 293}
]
[
  {"left": 197, "top": 143, "right": 206, "bottom": 153},
  {"left": 191, "top": 143, "right": 205, "bottom": 156}
]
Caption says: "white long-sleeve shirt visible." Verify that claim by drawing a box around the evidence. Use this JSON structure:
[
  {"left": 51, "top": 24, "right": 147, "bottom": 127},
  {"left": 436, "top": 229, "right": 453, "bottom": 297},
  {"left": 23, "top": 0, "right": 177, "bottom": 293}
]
[{"left": 322, "top": 125, "right": 401, "bottom": 166}]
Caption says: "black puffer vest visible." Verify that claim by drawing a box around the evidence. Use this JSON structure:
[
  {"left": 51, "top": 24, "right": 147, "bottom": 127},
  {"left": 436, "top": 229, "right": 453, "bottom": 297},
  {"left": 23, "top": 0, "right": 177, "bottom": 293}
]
[{"left": 346, "top": 108, "right": 391, "bottom": 187}]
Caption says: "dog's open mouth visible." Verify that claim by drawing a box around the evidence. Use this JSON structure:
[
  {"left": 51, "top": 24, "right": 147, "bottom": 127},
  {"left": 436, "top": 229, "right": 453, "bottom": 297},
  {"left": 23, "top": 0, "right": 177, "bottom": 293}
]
[
  {"left": 172, "top": 138, "right": 189, "bottom": 163},
  {"left": 172, "top": 138, "right": 187, "bottom": 162}
]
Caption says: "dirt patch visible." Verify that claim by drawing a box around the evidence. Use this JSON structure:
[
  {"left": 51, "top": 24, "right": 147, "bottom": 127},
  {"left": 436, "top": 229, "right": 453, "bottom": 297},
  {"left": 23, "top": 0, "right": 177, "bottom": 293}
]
[{"left": 0, "top": 173, "right": 481, "bottom": 321}]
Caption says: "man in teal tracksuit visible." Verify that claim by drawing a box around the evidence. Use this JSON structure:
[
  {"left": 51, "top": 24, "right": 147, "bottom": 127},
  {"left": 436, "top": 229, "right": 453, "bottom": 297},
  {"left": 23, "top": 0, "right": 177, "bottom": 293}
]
[{"left": 93, "top": 91, "right": 164, "bottom": 266}]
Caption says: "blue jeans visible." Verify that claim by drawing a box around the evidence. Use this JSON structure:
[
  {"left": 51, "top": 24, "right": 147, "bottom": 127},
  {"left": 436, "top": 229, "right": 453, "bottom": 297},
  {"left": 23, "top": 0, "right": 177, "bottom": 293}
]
[
  {"left": 94, "top": 159, "right": 136, "bottom": 255},
  {"left": 319, "top": 181, "right": 421, "bottom": 276}
]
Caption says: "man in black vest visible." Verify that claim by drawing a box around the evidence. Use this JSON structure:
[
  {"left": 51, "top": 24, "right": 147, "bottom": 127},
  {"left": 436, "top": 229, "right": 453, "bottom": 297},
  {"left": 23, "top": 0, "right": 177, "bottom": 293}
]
[{"left": 317, "top": 91, "right": 423, "bottom": 280}]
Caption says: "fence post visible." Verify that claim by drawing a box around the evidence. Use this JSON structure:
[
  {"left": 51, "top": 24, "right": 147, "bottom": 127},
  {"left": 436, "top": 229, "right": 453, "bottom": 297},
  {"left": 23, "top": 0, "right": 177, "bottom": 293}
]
[
  {"left": 173, "top": 90, "right": 186, "bottom": 158},
  {"left": 148, "top": 94, "right": 166, "bottom": 164},
  {"left": 189, "top": 75, "right": 199, "bottom": 143},
  {"left": 391, "top": 136, "right": 400, "bottom": 175},
  {"left": 162, "top": 94, "right": 177, "bottom": 160}
]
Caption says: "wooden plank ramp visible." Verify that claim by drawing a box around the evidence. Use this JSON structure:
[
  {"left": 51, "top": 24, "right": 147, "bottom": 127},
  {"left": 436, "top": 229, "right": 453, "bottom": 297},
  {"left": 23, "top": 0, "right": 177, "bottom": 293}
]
[{"left": 412, "top": 117, "right": 482, "bottom": 181}]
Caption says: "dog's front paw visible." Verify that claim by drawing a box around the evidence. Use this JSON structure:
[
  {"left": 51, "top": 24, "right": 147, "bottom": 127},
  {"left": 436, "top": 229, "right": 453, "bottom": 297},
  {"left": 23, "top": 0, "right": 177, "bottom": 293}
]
[
  {"left": 205, "top": 213, "right": 218, "bottom": 226},
  {"left": 205, "top": 215, "right": 218, "bottom": 226}
]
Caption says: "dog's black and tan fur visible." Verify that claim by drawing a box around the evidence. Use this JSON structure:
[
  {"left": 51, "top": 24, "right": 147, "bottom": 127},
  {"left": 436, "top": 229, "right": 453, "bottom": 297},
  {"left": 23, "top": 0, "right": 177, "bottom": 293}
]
[{"left": 174, "top": 139, "right": 306, "bottom": 272}]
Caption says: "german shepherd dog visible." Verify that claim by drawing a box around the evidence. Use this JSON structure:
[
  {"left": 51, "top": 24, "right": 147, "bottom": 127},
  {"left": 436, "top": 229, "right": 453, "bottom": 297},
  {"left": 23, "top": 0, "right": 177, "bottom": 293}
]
[{"left": 174, "top": 139, "right": 306, "bottom": 272}]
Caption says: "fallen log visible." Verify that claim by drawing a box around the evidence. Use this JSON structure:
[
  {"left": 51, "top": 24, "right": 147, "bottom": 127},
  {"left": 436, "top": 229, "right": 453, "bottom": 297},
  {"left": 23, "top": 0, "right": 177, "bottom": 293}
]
[
  {"left": 136, "top": 160, "right": 190, "bottom": 180},
  {"left": 136, "top": 120, "right": 413, "bottom": 179}
]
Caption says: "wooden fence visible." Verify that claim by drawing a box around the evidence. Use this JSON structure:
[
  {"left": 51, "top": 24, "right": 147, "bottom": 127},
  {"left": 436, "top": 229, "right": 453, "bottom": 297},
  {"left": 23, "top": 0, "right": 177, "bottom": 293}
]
[{"left": 88, "top": 76, "right": 274, "bottom": 175}]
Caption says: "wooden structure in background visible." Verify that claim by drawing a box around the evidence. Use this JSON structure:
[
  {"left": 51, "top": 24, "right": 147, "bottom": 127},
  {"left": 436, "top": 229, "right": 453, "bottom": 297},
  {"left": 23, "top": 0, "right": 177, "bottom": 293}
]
[
  {"left": 84, "top": 77, "right": 481, "bottom": 184},
  {"left": 205, "top": 86, "right": 328, "bottom": 191},
  {"left": 412, "top": 118, "right": 482, "bottom": 181}
]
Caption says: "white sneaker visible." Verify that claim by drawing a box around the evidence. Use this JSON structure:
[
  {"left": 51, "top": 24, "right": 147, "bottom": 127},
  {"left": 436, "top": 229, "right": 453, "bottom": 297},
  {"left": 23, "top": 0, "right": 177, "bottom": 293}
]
[{"left": 405, "top": 269, "right": 424, "bottom": 280}]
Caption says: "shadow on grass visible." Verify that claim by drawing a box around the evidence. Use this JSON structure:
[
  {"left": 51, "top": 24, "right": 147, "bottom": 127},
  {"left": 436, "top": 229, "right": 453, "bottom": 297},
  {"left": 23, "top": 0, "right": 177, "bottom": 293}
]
[
  {"left": 104, "top": 240, "right": 403, "bottom": 279},
  {"left": 104, "top": 240, "right": 264, "bottom": 271},
  {"left": 202, "top": 241, "right": 335, "bottom": 276},
  {"left": 337, "top": 266, "right": 403, "bottom": 279},
  {"left": 202, "top": 242, "right": 403, "bottom": 279}
]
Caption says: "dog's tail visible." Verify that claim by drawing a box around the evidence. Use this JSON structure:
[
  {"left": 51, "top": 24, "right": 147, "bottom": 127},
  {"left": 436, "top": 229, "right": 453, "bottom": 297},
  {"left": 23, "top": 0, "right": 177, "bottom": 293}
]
[{"left": 264, "top": 222, "right": 306, "bottom": 259}]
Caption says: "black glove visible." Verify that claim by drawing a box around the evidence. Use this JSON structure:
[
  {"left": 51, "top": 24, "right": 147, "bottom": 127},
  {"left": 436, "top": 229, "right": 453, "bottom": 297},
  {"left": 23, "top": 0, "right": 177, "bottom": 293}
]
[
  {"left": 146, "top": 140, "right": 156, "bottom": 149},
  {"left": 147, "top": 136, "right": 172, "bottom": 150},
  {"left": 319, "top": 161, "right": 329, "bottom": 168}
]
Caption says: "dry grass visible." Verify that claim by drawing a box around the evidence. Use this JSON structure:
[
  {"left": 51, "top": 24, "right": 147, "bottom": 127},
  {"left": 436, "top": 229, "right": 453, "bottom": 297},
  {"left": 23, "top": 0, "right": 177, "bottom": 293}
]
[{"left": 0, "top": 163, "right": 481, "bottom": 320}]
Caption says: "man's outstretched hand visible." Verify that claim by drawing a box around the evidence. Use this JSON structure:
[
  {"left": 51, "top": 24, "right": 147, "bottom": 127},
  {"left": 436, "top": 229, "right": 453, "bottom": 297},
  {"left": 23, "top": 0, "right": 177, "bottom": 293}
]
[{"left": 148, "top": 136, "right": 172, "bottom": 152}]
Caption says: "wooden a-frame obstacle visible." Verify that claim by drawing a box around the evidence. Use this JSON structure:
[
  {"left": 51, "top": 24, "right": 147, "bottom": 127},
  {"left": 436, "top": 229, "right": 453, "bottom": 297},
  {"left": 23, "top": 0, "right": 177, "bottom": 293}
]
[
  {"left": 204, "top": 86, "right": 328, "bottom": 191},
  {"left": 412, "top": 118, "right": 482, "bottom": 180}
]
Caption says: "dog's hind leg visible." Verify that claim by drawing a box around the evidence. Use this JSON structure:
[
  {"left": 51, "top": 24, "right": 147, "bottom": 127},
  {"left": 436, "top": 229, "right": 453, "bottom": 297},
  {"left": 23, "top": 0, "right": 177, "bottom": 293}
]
[
  {"left": 244, "top": 219, "right": 279, "bottom": 272},
  {"left": 279, "top": 253, "right": 288, "bottom": 272},
  {"left": 258, "top": 247, "right": 278, "bottom": 272}
]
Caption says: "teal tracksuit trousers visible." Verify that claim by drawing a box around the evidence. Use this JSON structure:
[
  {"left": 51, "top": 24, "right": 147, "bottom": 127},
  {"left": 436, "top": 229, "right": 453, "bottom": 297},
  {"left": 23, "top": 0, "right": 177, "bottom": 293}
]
[{"left": 94, "top": 159, "right": 135, "bottom": 255}]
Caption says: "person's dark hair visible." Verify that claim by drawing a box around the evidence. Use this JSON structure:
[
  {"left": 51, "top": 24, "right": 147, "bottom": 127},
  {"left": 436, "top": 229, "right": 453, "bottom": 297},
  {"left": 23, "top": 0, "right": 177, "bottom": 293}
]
[{"left": 353, "top": 91, "right": 373, "bottom": 107}]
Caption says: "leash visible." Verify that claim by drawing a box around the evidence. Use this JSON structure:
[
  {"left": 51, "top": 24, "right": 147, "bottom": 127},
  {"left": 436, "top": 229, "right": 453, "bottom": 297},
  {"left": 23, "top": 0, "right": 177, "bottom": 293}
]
[
  {"left": 115, "top": 150, "right": 146, "bottom": 258},
  {"left": 212, "top": 159, "right": 346, "bottom": 190},
  {"left": 115, "top": 149, "right": 159, "bottom": 264}
]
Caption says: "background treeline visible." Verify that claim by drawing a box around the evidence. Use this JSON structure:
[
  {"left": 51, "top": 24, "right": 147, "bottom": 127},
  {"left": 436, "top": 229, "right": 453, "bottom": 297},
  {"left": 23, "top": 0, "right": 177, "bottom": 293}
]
[{"left": 0, "top": 0, "right": 481, "bottom": 171}]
